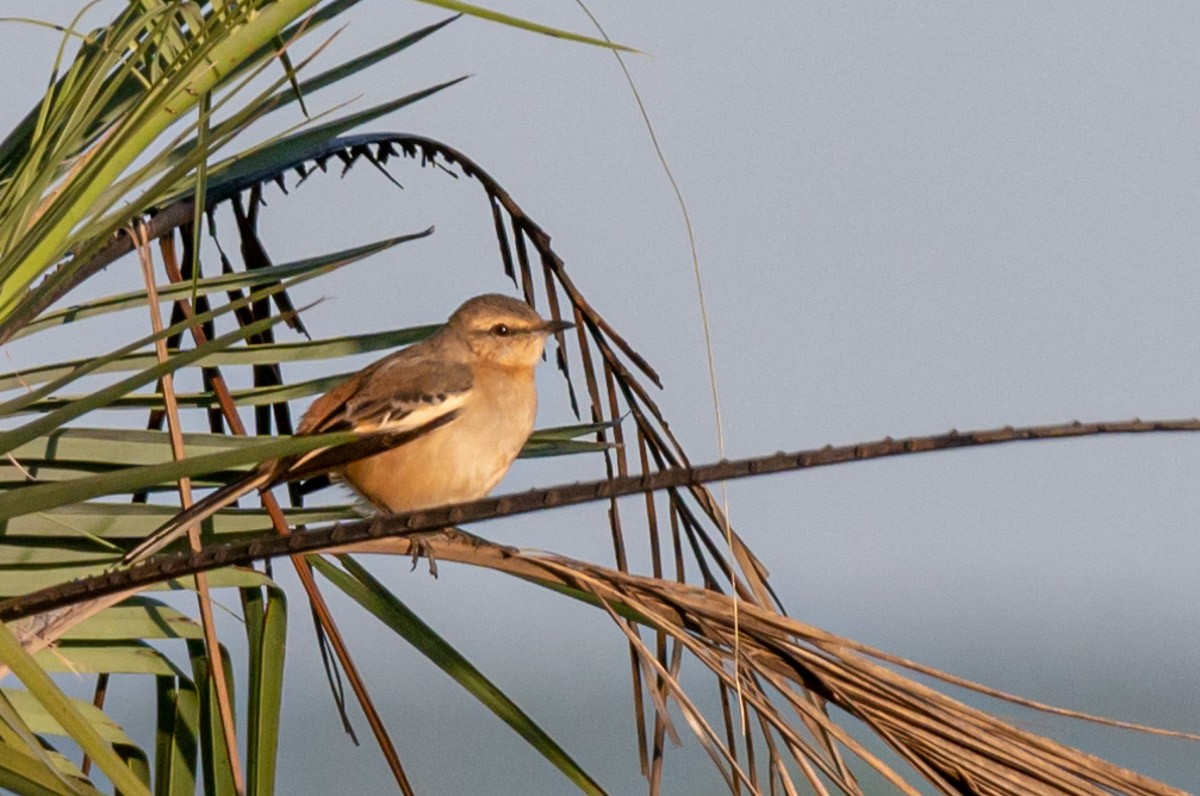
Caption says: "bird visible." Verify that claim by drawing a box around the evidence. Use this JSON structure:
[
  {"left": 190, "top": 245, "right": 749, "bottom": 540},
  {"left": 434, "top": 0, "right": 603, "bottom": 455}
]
[{"left": 123, "top": 293, "right": 573, "bottom": 564}]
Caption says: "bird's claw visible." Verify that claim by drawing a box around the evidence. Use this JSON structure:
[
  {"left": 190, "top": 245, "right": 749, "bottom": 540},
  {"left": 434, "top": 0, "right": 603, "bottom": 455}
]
[{"left": 408, "top": 533, "right": 438, "bottom": 578}]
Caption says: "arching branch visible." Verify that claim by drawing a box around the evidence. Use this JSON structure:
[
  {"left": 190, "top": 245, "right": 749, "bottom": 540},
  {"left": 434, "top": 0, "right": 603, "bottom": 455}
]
[{"left": 3, "top": 416, "right": 1196, "bottom": 622}]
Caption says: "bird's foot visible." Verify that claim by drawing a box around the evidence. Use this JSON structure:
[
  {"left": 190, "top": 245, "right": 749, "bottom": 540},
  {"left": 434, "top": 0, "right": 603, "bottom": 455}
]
[{"left": 408, "top": 532, "right": 439, "bottom": 578}]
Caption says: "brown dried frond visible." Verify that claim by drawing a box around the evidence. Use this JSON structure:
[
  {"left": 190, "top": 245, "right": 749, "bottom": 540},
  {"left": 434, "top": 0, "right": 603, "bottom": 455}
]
[{"left": 521, "top": 550, "right": 1192, "bottom": 796}]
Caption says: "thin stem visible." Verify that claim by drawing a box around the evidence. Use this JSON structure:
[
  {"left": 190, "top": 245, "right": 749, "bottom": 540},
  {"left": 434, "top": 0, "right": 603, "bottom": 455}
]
[{"left": 133, "top": 220, "right": 245, "bottom": 796}]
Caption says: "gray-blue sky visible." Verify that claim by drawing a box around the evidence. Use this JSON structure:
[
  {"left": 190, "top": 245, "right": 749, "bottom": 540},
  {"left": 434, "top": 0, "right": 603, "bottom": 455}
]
[{"left": 1, "top": 2, "right": 1199, "bottom": 793}]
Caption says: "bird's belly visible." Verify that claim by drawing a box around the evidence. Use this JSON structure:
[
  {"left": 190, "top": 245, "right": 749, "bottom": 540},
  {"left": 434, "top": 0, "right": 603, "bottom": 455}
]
[{"left": 339, "top": 393, "right": 534, "bottom": 513}]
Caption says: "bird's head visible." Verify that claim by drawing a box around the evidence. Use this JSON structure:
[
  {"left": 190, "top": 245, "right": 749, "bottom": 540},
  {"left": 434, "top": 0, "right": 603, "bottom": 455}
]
[{"left": 450, "top": 293, "right": 573, "bottom": 368}]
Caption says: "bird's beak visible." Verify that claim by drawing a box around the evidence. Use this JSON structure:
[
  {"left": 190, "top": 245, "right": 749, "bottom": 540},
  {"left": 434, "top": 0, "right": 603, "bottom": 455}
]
[{"left": 541, "top": 319, "right": 574, "bottom": 334}]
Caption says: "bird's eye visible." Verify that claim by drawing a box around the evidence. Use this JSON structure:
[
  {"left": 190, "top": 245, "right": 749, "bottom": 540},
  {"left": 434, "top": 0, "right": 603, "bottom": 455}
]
[{"left": 491, "top": 323, "right": 511, "bottom": 336}]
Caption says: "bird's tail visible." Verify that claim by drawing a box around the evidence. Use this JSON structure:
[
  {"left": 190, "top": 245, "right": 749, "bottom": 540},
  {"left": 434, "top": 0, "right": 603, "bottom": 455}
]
[{"left": 123, "top": 470, "right": 272, "bottom": 565}]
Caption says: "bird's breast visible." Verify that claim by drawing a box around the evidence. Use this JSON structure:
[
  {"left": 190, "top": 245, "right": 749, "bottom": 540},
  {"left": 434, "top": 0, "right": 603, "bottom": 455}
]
[{"left": 339, "top": 366, "right": 537, "bottom": 513}]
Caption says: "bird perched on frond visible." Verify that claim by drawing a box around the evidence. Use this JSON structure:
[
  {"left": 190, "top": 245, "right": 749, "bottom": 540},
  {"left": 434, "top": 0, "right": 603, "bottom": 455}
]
[{"left": 124, "top": 293, "right": 573, "bottom": 564}]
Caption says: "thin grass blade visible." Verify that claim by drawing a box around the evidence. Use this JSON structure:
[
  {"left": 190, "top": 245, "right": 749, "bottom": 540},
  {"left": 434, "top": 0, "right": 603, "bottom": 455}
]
[{"left": 314, "top": 555, "right": 607, "bottom": 796}]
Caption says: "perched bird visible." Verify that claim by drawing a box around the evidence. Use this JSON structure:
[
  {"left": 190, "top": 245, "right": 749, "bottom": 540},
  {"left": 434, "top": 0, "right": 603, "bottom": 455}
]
[{"left": 124, "top": 293, "right": 573, "bottom": 564}]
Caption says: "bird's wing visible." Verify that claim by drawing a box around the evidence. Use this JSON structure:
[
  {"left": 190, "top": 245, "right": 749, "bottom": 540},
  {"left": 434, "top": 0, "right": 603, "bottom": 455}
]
[
  {"left": 300, "top": 351, "right": 473, "bottom": 435},
  {"left": 274, "top": 351, "right": 473, "bottom": 483}
]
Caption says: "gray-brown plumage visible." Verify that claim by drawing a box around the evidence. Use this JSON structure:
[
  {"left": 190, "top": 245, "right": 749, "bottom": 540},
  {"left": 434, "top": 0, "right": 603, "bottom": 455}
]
[{"left": 124, "top": 294, "right": 572, "bottom": 564}]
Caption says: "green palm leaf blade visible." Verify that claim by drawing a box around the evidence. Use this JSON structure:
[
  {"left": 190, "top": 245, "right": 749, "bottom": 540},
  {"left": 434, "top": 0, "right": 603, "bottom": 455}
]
[
  {"left": 15, "top": 231, "right": 431, "bottom": 340},
  {"left": 520, "top": 439, "right": 614, "bottom": 458},
  {"left": 7, "top": 428, "right": 278, "bottom": 466},
  {"left": 242, "top": 584, "right": 287, "bottom": 796},
  {"left": 55, "top": 598, "right": 204, "bottom": 642},
  {"left": 526, "top": 421, "right": 614, "bottom": 441},
  {"left": 0, "top": 277, "right": 305, "bottom": 419},
  {"left": 0, "top": 555, "right": 281, "bottom": 597},
  {"left": 0, "top": 688, "right": 82, "bottom": 796},
  {"left": 412, "top": 1, "right": 635, "bottom": 51},
  {"left": 0, "top": 622, "right": 150, "bottom": 795},
  {"left": 9, "top": 376, "right": 349, "bottom": 416},
  {"left": 0, "top": 738, "right": 101, "bottom": 796},
  {"left": 314, "top": 555, "right": 607, "bottom": 796},
  {"left": 0, "top": 324, "right": 439, "bottom": 392},
  {"left": 2, "top": 688, "right": 144, "bottom": 753},
  {"left": 0, "top": 464, "right": 159, "bottom": 485},
  {"left": 1, "top": 501, "right": 355, "bottom": 541},
  {"left": 0, "top": 545, "right": 117, "bottom": 567},
  {"left": 187, "top": 639, "right": 238, "bottom": 796},
  {"left": 33, "top": 641, "right": 184, "bottom": 677},
  {"left": 155, "top": 677, "right": 200, "bottom": 796},
  {"left": 0, "top": 429, "right": 356, "bottom": 521}
]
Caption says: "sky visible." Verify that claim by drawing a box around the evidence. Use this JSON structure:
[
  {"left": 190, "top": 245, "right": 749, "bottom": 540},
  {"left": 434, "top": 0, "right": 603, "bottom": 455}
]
[{"left": 2, "top": 2, "right": 1200, "bottom": 794}]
